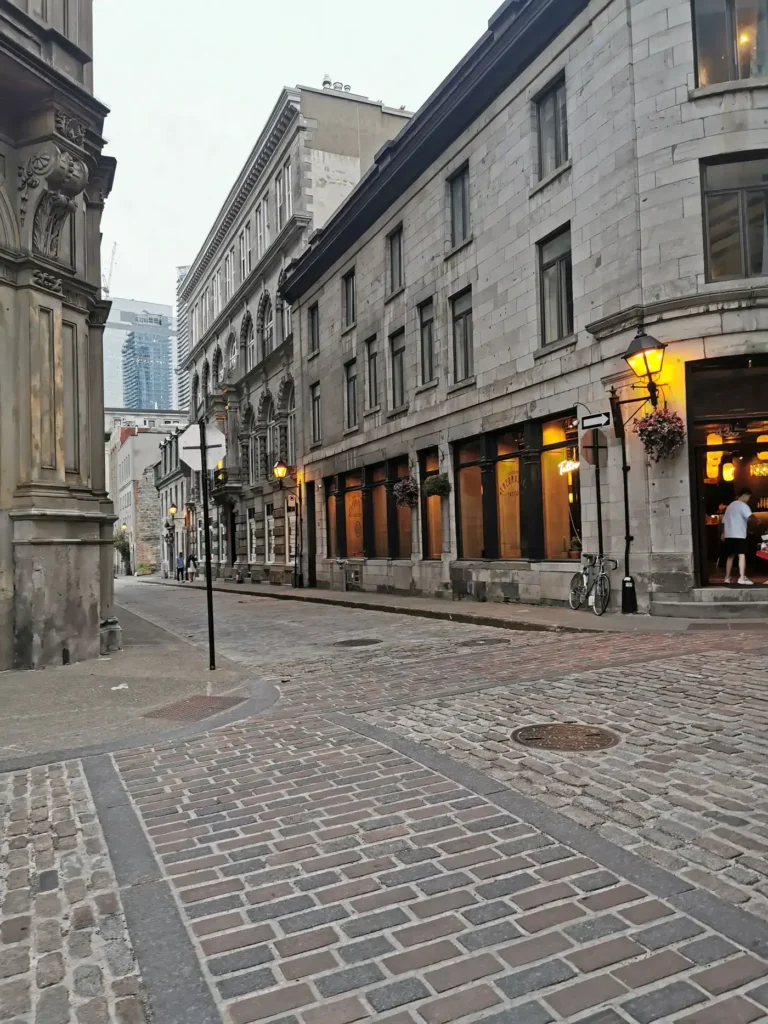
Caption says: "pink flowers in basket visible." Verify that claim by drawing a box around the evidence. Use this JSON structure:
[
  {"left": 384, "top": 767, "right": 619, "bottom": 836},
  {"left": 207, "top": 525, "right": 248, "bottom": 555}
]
[{"left": 633, "top": 407, "right": 686, "bottom": 463}]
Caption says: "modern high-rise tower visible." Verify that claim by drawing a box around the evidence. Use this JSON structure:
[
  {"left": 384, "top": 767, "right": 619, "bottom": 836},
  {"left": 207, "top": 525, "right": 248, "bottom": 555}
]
[{"left": 175, "top": 267, "right": 191, "bottom": 411}]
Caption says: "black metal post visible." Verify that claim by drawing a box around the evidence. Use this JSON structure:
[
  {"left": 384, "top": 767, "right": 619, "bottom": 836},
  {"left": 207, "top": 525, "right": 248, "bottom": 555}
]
[
  {"left": 592, "top": 428, "right": 604, "bottom": 559},
  {"left": 199, "top": 419, "right": 217, "bottom": 670},
  {"left": 618, "top": 426, "right": 638, "bottom": 614}
]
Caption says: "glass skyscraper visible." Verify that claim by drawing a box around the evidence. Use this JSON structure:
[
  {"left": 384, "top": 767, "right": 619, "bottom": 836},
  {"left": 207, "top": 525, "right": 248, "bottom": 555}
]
[{"left": 103, "top": 298, "right": 175, "bottom": 408}]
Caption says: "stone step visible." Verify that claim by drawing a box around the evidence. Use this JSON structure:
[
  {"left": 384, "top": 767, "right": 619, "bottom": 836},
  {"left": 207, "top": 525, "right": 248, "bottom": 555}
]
[
  {"left": 654, "top": 587, "right": 768, "bottom": 604},
  {"left": 650, "top": 599, "right": 768, "bottom": 619}
]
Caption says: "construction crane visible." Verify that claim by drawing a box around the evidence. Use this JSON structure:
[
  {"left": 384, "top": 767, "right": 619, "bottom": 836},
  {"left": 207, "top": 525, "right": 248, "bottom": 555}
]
[{"left": 102, "top": 242, "right": 117, "bottom": 299}]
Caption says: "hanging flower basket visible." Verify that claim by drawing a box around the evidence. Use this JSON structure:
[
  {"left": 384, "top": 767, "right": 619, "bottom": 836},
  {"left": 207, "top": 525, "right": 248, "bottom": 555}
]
[
  {"left": 393, "top": 475, "right": 419, "bottom": 508},
  {"left": 423, "top": 473, "right": 451, "bottom": 498},
  {"left": 633, "top": 407, "right": 686, "bottom": 463}
]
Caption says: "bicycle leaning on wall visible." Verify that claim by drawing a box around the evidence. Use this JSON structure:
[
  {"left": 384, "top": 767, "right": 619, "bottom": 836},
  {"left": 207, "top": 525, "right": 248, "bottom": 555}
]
[{"left": 568, "top": 553, "right": 618, "bottom": 616}]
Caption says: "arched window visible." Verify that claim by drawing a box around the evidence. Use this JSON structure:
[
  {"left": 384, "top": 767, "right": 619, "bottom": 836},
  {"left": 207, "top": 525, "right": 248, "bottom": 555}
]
[
  {"left": 286, "top": 384, "right": 296, "bottom": 466},
  {"left": 213, "top": 347, "right": 224, "bottom": 385},
  {"left": 280, "top": 297, "right": 292, "bottom": 342},
  {"left": 246, "top": 317, "right": 256, "bottom": 371},
  {"left": 191, "top": 373, "right": 200, "bottom": 411},
  {"left": 260, "top": 296, "right": 274, "bottom": 358},
  {"left": 264, "top": 399, "right": 277, "bottom": 473},
  {"left": 227, "top": 333, "right": 238, "bottom": 376},
  {"left": 202, "top": 360, "right": 210, "bottom": 396}
]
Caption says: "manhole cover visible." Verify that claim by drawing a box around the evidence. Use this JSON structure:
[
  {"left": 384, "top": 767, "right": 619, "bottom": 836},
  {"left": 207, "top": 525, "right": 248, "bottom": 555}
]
[
  {"left": 144, "top": 695, "right": 247, "bottom": 721},
  {"left": 512, "top": 723, "right": 619, "bottom": 751},
  {"left": 460, "top": 637, "right": 510, "bottom": 648},
  {"left": 333, "top": 638, "right": 383, "bottom": 648}
]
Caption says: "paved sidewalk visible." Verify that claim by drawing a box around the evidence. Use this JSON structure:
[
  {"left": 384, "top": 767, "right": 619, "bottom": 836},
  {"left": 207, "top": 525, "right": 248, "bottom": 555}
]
[
  {"left": 0, "top": 607, "right": 250, "bottom": 767},
  {"left": 138, "top": 575, "right": 711, "bottom": 633}
]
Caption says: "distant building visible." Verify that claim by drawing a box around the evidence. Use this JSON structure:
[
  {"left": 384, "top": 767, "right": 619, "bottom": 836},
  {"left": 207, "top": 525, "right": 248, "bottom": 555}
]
[
  {"left": 103, "top": 298, "right": 175, "bottom": 408},
  {"left": 176, "top": 267, "right": 191, "bottom": 411},
  {"left": 104, "top": 408, "right": 187, "bottom": 506}
]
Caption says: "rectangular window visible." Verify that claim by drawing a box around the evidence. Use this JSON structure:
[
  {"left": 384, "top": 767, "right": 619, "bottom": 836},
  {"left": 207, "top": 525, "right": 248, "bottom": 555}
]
[
  {"left": 452, "top": 290, "right": 473, "bottom": 382},
  {"left": 228, "top": 247, "right": 235, "bottom": 296},
  {"left": 284, "top": 160, "right": 293, "bottom": 218},
  {"left": 537, "top": 77, "right": 568, "bottom": 180},
  {"left": 421, "top": 449, "right": 442, "bottom": 559},
  {"left": 308, "top": 303, "right": 320, "bottom": 354},
  {"left": 247, "top": 507, "right": 257, "bottom": 563},
  {"left": 366, "top": 337, "right": 378, "bottom": 408},
  {"left": 419, "top": 299, "right": 435, "bottom": 383},
  {"left": 693, "top": 0, "right": 768, "bottom": 87},
  {"left": 345, "top": 360, "right": 358, "bottom": 429},
  {"left": 496, "top": 431, "right": 522, "bottom": 560},
  {"left": 388, "top": 226, "right": 403, "bottom": 293},
  {"left": 222, "top": 259, "right": 229, "bottom": 304},
  {"left": 239, "top": 229, "right": 247, "bottom": 284},
  {"left": 449, "top": 165, "right": 470, "bottom": 247},
  {"left": 213, "top": 270, "right": 221, "bottom": 317},
  {"left": 344, "top": 475, "right": 364, "bottom": 558},
  {"left": 395, "top": 459, "right": 412, "bottom": 558},
  {"left": 541, "top": 416, "right": 581, "bottom": 559},
  {"left": 326, "top": 479, "right": 337, "bottom": 558},
  {"left": 457, "top": 441, "right": 484, "bottom": 558},
  {"left": 255, "top": 204, "right": 264, "bottom": 259},
  {"left": 245, "top": 222, "right": 252, "bottom": 273},
  {"left": 276, "top": 172, "right": 285, "bottom": 231},
  {"left": 310, "top": 383, "right": 321, "bottom": 443},
  {"left": 539, "top": 226, "right": 573, "bottom": 344},
  {"left": 703, "top": 154, "right": 768, "bottom": 280},
  {"left": 342, "top": 269, "right": 356, "bottom": 327},
  {"left": 265, "top": 503, "right": 275, "bottom": 564},
  {"left": 390, "top": 330, "right": 405, "bottom": 409}
]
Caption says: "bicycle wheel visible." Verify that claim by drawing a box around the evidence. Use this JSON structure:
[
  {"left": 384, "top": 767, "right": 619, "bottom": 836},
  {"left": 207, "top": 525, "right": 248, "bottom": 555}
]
[
  {"left": 593, "top": 573, "right": 611, "bottom": 616},
  {"left": 569, "top": 572, "right": 587, "bottom": 610}
]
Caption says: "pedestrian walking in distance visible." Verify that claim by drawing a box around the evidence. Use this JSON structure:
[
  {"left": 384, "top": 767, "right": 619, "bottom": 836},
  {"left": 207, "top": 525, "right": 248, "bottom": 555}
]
[
  {"left": 175, "top": 553, "right": 185, "bottom": 582},
  {"left": 186, "top": 552, "right": 198, "bottom": 583},
  {"left": 722, "top": 487, "right": 755, "bottom": 586}
]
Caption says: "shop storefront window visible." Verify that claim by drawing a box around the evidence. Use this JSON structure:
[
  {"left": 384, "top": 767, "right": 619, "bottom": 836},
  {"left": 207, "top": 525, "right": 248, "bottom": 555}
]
[
  {"left": 541, "top": 417, "right": 581, "bottom": 559},
  {"left": 326, "top": 481, "right": 337, "bottom": 558},
  {"left": 457, "top": 441, "right": 484, "bottom": 558},
  {"left": 345, "top": 476, "right": 364, "bottom": 558},
  {"left": 396, "top": 460, "right": 413, "bottom": 558},
  {"left": 265, "top": 503, "right": 275, "bottom": 564},
  {"left": 372, "top": 466, "right": 388, "bottom": 557},
  {"left": 421, "top": 450, "right": 442, "bottom": 560}
]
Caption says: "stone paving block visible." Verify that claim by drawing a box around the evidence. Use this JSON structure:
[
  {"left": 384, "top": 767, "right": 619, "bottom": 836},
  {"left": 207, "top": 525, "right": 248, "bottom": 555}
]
[
  {"left": 366, "top": 978, "right": 430, "bottom": 1014},
  {"left": 621, "top": 980, "right": 707, "bottom": 1023},
  {"left": 544, "top": 973, "right": 628, "bottom": 1017},
  {"left": 496, "top": 958, "right": 577, "bottom": 999},
  {"left": 676, "top": 996, "right": 766, "bottom": 1023},
  {"left": 417, "top": 984, "right": 501, "bottom": 1024},
  {"left": 693, "top": 953, "right": 768, "bottom": 995}
]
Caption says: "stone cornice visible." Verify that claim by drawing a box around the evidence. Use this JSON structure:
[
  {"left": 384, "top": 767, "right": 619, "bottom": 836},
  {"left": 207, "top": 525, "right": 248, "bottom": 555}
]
[
  {"left": 180, "top": 89, "right": 301, "bottom": 302},
  {"left": 184, "top": 211, "right": 310, "bottom": 370},
  {"left": 281, "top": 0, "right": 591, "bottom": 304},
  {"left": 586, "top": 286, "right": 768, "bottom": 340}
]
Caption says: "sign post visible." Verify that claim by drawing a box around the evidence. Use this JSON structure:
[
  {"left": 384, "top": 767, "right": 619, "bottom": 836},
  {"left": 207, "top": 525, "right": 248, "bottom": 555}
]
[{"left": 178, "top": 421, "right": 226, "bottom": 669}]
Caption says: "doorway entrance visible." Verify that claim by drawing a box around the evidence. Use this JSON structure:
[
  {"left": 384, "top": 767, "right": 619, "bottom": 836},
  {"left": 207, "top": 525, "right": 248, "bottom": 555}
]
[{"left": 688, "top": 356, "right": 768, "bottom": 586}]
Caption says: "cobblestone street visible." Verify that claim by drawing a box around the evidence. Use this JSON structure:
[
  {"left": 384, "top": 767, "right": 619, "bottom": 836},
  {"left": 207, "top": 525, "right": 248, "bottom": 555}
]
[{"left": 2, "top": 580, "right": 768, "bottom": 1023}]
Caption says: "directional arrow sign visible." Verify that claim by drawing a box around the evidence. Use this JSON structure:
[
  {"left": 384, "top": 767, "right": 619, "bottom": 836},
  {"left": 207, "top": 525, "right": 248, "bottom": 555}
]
[
  {"left": 581, "top": 412, "right": 611, "bottom": 431},
  {"left": 178, "top": 422, "right": 226, "bottom": 472}
]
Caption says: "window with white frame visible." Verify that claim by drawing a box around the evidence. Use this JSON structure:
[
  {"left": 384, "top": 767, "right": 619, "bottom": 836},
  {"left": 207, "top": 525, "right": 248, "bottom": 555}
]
[
  {"left": 223, "top": 256, "right": 230, "bottom": 303},
  {"left": 239, "top": 229, "right": 247, "bottom": 283},
  {"left": 213, "top": 270, "right": 221, "bottom": 317},
  {"left": 276, "top": 172, "right": 285, "bottom": 231},
  {"left": 537, "top": 78, "right": 568, "bottom": 180},
  {"left": 218, "top": 268, "right": 224, "bottom": 310},
  {"left": 345, "top": 360, "right": 358, "bottom": 429},
  {"left": 265, "top": 503, "right": 275, "bottom": 564},
  {"left": 286, "top": 501, "right": 297, "bottom": 564},
  {"left": 247, "top": 507, "right": 257, "bottom": 563},
  {"left": 202, "top": 289, "right": 209, "bottom": 332},
  {"left": 693, "top": 0, "right": 768, "bottom": 86},
  {"left": 449, "top": 165, "right": 470, "bottom": 247},
  {"left": 310, "top": 383, "right": 321, "bottom": 443},
  {"left": 228, "top": 334, "right": 238, "bottom": 376},
  {"left": 452, "top": 289, "right": 473, "bottom": 381},
  {"left": 286, "top": 385, "right": 296, "bottom": 465},
  {"left": 255, "top": 203, "right": 264, "bottom": 259},
  {"left": 228, "top": 247, "right": 235, "bottom": 293},
  {"left": 282, "top": 297, "right": 292, "bottom": 341},
  {"left": 245, "top": 222, "right": 252, "bottom": 274},
  {"left": 284, "top": 160, "right": 293, "bottom": 218},
  {"left": 246, "top": 317, "right": 256, "bottom": 371},
  {"left": 265, "top": 400, "right": 278, "bottom": 471},
  {"left": 249, "top": 432, "right": 261, "bottom": 484},
  {"left": 261, "top": 297, "right": 274, "bottom": 357},
  {"left": 308, "top": 303, "right": 319, "bottom": 354},
  {"left": 342, "top": 269, "right": 356, "bottom": 328},
  {"left": 264, "top": 193, "right": 271, "bottom": 249},
  {"left": 388, "top": 226, "right": 403, "bottom": 293}
]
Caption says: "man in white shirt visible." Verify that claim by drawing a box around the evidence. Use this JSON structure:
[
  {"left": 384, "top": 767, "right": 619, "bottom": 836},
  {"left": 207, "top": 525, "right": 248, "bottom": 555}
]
[{"left": 722, "top": 488, "right": 755, "bottom": 586}]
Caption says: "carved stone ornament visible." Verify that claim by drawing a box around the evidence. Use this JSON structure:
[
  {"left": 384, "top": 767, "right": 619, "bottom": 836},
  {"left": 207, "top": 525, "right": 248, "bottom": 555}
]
[
  {"left": 32, "top": 270, "right": 63, "bottom": 294},
  {"left": 25, "top": 142, "right": 89, "bottom": 260},
  {"left": 54, "top": 110, "right": 87, "bottom": 146}
]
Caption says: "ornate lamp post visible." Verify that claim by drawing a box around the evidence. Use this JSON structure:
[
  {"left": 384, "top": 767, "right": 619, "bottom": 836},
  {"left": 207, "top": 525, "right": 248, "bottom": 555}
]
[{"left": 273, "top": 460, "right": 303, "bottom": 588}]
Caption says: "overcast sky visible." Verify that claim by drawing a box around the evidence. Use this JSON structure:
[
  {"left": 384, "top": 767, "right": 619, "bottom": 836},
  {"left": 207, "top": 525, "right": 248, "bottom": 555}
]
[{"left": 93, "top": 0, "right": 498, "bottom": 310}]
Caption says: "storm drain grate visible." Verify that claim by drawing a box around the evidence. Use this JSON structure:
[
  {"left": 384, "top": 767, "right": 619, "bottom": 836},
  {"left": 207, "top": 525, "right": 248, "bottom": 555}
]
[
  {"left": 144, "top": 695, "right": 247, "bottom": 721},
  {"left": 334, "top": 638, "right": 383, "bottom": 648},
  {"left": 512, "top": 723, "right": 619, "bottom": 752},
  {"left": 460, "top": 637, "right": 510, "bottom": 648}
]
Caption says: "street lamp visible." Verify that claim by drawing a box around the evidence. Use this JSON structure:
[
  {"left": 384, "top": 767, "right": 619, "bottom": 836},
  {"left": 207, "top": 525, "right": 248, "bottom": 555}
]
[
  {"left": 273, "top": 459, "right": 288, "bottom": 480},
  {"left": 271, "top": 460, "right": 302, "bottom": 588},
  {"left": 121, "top": 522, "right": 126, "bottom": 531},
  {"left": 622, "top": 328, "right": 666, "bottom": 408},
  {"left": 168, "top": 503, "right": 178, "bottom": 516}
]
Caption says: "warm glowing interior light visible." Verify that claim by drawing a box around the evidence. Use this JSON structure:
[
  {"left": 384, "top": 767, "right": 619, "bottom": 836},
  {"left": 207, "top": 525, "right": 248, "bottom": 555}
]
[{"left": 723, "top": 462, "right": 736, "bottom": 483}]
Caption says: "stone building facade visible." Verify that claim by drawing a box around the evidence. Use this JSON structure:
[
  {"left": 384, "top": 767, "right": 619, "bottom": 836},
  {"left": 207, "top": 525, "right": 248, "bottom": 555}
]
[
  {"left": 283, "top": 0, "right": 768, "bottom": 615},
  {"left": 0, "top": 0, "right": 116, "bottom": 667},
  {"left": 181, "top": 83, "right": 410, "bottom": 584}
]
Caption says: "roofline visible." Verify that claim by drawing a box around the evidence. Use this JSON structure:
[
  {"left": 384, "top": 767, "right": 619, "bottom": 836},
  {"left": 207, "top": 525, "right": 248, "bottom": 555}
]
[
  {"left": 296, "top": 83, "right": 413, "bottom": 118},
  {"left": 282, "top": 0, "right": 590, "bottom": 304},
  {"left": 179, "top": 87, "right": 301, "bottom": 302}
]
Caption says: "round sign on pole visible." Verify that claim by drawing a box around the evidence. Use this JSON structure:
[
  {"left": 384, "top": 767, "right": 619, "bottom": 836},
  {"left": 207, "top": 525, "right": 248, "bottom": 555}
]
[{"left": 580, "top": 429, "right": 608, "bottom": 468}]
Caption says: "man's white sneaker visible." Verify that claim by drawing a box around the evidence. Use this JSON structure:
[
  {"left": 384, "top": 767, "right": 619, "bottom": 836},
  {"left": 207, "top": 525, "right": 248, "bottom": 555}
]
[
  {"left": 738, "top": 577, "right": 754, "bottom": 585},
  {"left": 723, "top": 577, "right": 733, "bottom": 584}
]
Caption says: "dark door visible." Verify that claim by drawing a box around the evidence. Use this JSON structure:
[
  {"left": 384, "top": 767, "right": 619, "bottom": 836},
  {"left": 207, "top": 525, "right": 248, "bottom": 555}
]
[{"left": 305, "top": 481, "right": 317, "bottom": 588}]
